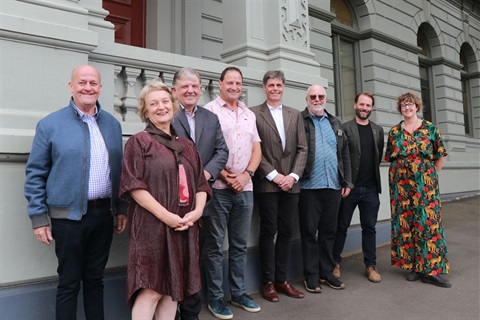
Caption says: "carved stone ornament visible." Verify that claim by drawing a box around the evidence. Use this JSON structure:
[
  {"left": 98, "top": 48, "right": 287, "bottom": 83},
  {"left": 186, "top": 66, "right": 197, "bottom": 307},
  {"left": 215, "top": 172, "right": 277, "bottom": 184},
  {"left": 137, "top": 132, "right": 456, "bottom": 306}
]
[{"left": 281, "top": 0, "right": 308, "bottom": 47}]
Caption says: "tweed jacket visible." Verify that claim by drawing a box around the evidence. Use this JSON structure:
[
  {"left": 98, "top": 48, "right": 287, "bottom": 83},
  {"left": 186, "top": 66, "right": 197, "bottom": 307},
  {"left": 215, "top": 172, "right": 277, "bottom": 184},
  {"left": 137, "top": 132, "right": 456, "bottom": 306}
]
[
  {"left": 343, "top": 118, "right": 384, "bottom": 193},
  {"left": 251, "top": 102, "right": 307, "bottom": 193}
]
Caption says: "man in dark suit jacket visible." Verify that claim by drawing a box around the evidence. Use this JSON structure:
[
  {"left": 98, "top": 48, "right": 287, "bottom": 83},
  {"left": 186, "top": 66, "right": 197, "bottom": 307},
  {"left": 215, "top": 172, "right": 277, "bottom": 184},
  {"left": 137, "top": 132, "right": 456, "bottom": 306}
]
[
  {"left": 171, "top": 67, "right": 228, "bottom": 320},
  {"left": 251, "top": 70, "right": 307, "bottom": 303},
  {"left": 332, "top": 92, "right": 384, "bottom": 283}
]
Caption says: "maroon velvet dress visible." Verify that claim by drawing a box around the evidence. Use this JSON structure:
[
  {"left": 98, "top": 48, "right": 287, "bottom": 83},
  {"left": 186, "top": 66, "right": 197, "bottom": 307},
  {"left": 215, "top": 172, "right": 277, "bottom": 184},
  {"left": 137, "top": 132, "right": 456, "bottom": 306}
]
[{"left": 120, "top": 131, "right": 211, "bottom": 307}]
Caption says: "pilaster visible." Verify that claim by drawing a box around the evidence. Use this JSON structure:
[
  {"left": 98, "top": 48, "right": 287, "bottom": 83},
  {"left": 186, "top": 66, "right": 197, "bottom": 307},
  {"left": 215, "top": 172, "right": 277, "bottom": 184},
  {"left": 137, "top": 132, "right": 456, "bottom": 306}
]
[{"left": 221, "top": 0, "right": 319, "bottom": 74}]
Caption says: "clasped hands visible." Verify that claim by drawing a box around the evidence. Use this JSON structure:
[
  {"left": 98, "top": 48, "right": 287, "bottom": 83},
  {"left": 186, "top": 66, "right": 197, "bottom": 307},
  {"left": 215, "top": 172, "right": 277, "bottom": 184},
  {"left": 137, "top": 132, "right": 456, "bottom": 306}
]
[
  {"left": 166, "top": 209, "right": 202, "bottom": 231},
  {"left": 272, "top": 173, "right": 295, "bottom": 192},
  {"left": 220, "top": 169, "right": 250, "bottom": 194}
]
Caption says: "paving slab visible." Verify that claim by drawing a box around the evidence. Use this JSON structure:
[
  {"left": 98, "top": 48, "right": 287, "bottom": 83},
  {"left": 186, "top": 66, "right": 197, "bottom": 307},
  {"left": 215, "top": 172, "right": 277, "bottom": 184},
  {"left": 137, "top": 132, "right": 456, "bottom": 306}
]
[{"left": 198, "top": 195, "right": 480, "bottom": 320}]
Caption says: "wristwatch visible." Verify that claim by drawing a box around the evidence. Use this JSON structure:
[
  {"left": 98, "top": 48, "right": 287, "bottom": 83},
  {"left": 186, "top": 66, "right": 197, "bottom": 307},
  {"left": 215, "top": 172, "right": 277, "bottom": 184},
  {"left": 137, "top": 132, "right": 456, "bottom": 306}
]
[{"left": 245, "top": 169, "right": 254, "bottom": 178}]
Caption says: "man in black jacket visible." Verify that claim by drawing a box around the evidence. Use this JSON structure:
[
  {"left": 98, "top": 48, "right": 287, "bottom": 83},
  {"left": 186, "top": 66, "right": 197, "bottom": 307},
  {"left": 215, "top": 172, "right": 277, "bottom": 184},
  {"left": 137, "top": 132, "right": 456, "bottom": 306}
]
[
  {"left": 332, "top": 92, "right": 384, "bottom": 283},
  {"left": 299, "top": 85, "right": 353, "bottom": 293}
]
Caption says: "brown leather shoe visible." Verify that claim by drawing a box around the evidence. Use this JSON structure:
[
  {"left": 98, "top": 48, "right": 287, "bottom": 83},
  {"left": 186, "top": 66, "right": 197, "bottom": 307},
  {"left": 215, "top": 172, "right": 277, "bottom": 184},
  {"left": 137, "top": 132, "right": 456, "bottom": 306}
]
[
  {"left": 365, "top": 266, "right": 382, "bottom": 283},
  {"left": 262, "top": 282, "right": 279, "bottom": 302},
  {"left": 333, "top": 264, "right": 341, "bottom": 279},
  {"left": 274, "top": 281, "right": 305, "bottom": 299}
]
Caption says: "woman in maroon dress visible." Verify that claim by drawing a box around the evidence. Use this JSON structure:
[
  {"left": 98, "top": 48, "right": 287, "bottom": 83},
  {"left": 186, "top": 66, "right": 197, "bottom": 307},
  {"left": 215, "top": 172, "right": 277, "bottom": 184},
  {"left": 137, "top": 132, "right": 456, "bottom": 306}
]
[{"left": 120, "top": 80, "right": 211, "bottom": 319}]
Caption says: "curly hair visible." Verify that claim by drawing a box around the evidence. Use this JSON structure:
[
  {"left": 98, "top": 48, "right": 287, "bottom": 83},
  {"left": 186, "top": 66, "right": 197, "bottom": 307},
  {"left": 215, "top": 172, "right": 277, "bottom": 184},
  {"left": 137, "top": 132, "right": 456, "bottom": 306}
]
[{"left": 396, "top": 92, "right": 423, "bottom": 114}]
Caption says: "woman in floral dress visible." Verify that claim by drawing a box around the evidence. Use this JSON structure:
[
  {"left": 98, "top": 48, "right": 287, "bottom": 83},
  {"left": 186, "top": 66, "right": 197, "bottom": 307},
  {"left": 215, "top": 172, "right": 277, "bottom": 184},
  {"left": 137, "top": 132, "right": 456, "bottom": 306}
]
[{"left": 385, "top": 92, "right": 451, "bottom": 288}]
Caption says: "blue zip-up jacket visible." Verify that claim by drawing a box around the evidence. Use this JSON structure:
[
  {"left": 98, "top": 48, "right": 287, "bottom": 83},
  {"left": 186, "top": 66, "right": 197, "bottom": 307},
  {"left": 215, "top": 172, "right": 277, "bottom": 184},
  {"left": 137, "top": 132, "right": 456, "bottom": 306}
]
[{"left": 25, "top": 99, "right": 128, "bottom": 229}]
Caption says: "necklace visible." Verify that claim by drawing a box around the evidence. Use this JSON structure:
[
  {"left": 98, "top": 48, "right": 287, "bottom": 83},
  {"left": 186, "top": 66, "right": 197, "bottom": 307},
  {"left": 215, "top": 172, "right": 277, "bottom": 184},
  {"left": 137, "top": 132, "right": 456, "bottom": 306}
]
[{"left": 405, "top": 118, "right": 419, "bottom": 132}]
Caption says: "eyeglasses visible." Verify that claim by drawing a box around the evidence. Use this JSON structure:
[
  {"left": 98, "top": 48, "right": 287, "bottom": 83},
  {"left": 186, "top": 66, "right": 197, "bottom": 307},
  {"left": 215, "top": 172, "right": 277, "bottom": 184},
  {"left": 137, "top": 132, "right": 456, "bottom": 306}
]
[
  {"left": 400, "top": 103, "right": 415, "bottom": 109},
  {"left": 309, "top": 95, "right": 326, "bottom": 100}
]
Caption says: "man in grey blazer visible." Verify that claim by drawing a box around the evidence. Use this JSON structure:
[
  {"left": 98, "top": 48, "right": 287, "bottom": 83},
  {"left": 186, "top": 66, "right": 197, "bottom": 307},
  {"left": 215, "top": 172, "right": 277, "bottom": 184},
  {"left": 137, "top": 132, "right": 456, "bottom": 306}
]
[
  {"left": 251, "top": 70, "right": 307, "bottom": 303},
  {"left": 171, "top": 67, "right": 228, "bottom": 320},
  {"left": 332, "top": 92, "right": 384, "bottom": 283}
]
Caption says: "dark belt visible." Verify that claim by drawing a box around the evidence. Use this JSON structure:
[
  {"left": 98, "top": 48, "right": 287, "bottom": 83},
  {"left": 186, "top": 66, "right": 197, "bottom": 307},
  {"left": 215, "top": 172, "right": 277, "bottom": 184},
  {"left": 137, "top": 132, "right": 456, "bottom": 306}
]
[{"left": 87, "top": 198, "right": 111, "bottom": 207}]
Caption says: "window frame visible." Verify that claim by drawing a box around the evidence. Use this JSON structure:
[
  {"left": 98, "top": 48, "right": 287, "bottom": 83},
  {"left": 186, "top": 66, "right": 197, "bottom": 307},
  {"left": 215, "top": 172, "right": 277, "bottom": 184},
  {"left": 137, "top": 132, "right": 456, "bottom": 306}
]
[
  {"left": 460, "top": 46, "right": 474, "bottom": 138},
  {"left": 331, "top": 33, "right": 361, "bottom": 120},
  {"left": 417, "top": 26, "right": 436, "bottom": 124},
  {"left": 418, "top": 56, "right": 436, "bottom": 124}
]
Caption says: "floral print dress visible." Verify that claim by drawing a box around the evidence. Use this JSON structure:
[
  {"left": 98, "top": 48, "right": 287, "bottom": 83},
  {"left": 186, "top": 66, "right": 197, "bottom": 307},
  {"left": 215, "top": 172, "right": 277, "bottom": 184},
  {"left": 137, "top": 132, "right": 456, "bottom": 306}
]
[{"left": 385, "top": 119, "right": 449, "bottom": 276}]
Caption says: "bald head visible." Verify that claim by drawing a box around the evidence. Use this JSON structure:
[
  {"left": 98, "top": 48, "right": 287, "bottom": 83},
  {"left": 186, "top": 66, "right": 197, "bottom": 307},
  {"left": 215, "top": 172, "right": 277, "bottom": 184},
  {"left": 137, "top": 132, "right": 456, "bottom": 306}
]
[
  {"left": 71, "top": 65, "right": 101, "bottom": 83},
  {"left": 68, "top": 65, "right": 102, "bottom": 114}
]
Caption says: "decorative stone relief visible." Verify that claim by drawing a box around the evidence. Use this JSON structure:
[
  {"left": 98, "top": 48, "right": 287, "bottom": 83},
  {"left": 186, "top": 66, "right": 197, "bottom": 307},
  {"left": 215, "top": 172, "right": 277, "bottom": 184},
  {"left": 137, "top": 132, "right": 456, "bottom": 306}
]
[{"left": 281, "top": 0, "right": 308, "bottom": 47}]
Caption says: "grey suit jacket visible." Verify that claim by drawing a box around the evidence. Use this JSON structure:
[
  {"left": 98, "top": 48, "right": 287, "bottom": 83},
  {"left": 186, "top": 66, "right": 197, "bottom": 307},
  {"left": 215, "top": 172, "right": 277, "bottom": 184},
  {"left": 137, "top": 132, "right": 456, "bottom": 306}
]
[
  {"left": 343, "top": 119, "right": 384, "bottom": 193},
  {"left": 251, "top": 102, "right": 307, "bottom": 193},
  {"left": 172, "top": 106, "right": 228, "bottom": 181}
]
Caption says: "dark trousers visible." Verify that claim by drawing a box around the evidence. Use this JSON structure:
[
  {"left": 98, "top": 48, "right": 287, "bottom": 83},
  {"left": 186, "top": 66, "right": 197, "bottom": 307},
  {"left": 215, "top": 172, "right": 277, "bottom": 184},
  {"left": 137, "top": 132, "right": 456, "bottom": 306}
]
[
  {"left": 298, "top": 189, "right": 341, "bottom": 280},
  {"left": 257, "top": 192, "right": 299, "bottom": 283},
  {"left": 51, "top": 203, "right": 113, "bottom": 320},
  {"left": 178, "top": 216, "right": 209, "bottom": 320},
  {"left": 333, "top": 186, "right": 380, "bottom": 267}
]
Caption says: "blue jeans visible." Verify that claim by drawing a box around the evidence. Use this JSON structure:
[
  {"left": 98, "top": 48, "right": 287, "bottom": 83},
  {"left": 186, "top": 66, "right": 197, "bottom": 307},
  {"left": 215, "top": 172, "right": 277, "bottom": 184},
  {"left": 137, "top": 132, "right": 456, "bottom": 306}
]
[
  {"left": 203, "top": 189, "right": 253, "bottom": 302},
  {"left": 51, "top": 202, "right": 113, "bottom": 320},
  {"left": 333, "top": 186, "right": 380, "bottom": 267}
]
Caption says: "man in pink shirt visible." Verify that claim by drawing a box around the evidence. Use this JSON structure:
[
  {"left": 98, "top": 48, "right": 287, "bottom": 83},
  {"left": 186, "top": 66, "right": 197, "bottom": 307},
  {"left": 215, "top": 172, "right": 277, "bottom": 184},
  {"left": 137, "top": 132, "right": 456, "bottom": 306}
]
[{"left": 203, "top": 66, "right": 262, "bottom": 320}]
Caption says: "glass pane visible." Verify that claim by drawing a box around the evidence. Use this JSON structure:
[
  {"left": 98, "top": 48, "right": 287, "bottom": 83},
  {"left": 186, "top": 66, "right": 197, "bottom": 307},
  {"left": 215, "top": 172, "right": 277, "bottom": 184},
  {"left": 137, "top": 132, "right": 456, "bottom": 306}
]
[
  {"left": 331, "top": 0, "right": 353, "bottom": 27},
  {"left": 332, "top": 36, "right": 357, "bottom": 120},
  {"left": 417, "top": 29, "right": 430, "bottom": 57},
  {"left": 462, "top": 79, "right": 470, "bottom": 135},
  {"left": 341, "top": 66, "right": 356, "bottom": 120},
  {"left": 340, "top": 41, "right": 355, "bottom": 68},
  {"left": 419, "top": 65, "right": 432, "bottom": 122},
  {"left": 460, "top": 46, "right": 468, "bottom": 72},
  {"left": 340, "top": 40, "right": 356, "bottom": 120}
]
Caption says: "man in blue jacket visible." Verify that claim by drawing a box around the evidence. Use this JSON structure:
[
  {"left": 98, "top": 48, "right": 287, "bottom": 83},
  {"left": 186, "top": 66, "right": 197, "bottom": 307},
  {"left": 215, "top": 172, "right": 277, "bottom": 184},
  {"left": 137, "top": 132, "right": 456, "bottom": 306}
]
[{"left": 24, "top": 65, "right": 127, "bottom": 320}]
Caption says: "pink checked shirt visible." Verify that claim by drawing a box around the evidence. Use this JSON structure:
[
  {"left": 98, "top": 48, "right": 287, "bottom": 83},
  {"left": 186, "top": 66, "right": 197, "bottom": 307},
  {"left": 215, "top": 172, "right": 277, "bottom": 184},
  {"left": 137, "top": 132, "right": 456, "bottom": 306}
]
[{"left": 204, "top": 96, "right": 261, "bottom": 191}]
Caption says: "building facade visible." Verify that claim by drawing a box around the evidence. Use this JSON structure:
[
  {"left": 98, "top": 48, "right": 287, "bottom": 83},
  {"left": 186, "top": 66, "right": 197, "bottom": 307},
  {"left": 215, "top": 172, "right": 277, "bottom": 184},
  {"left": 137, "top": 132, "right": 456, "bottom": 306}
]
[{"left": 0, "top": 0, "right": 478, "bottom": 318}]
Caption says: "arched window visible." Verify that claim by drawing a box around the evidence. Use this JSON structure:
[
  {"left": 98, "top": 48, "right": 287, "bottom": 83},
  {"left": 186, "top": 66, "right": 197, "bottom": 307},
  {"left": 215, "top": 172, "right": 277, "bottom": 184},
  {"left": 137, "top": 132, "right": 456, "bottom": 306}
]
[
  {"left": 417, "top": 26, "right": 434, "bottom": 123},
  {"left": 331, "top": 0, "right": 359, "bottom": 121}
]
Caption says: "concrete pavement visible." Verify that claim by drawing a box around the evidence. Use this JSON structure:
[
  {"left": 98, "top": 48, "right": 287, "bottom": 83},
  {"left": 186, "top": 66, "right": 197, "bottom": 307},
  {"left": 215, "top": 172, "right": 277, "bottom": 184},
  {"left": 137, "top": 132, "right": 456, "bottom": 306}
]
[{"left": 199, "top": 195, "right": 480, "bottom": 320}]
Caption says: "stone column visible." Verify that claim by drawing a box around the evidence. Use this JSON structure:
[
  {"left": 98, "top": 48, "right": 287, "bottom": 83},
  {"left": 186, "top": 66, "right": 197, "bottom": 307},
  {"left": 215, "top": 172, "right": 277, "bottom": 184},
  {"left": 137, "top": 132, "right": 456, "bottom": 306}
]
[
  {"left": 78, "top": 0, "right": 114, "bottom": 42},
  {"left": 221, "top": 0, "right": 319, "bottom": 73}
]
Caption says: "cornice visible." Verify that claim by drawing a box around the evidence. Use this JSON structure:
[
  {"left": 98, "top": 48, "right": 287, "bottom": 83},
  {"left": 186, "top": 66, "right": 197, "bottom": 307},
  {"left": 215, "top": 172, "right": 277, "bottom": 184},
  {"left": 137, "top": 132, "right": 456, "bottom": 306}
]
[
  {"left": 360, "top": 29, "right": 421, "bottom": 54},
  {"left": 462, "top": 71, "right": 480, "bottom": 79},
  {"left": 308, "top": 4, "right": 335, "bottom": 22}
]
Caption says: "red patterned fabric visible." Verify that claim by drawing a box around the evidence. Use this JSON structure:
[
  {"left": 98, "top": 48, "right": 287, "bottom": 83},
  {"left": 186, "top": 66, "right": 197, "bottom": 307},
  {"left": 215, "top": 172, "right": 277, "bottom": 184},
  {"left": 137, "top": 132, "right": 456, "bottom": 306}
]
[{"left": 178, "top": 163, "right": 190, "bottom": 206}]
